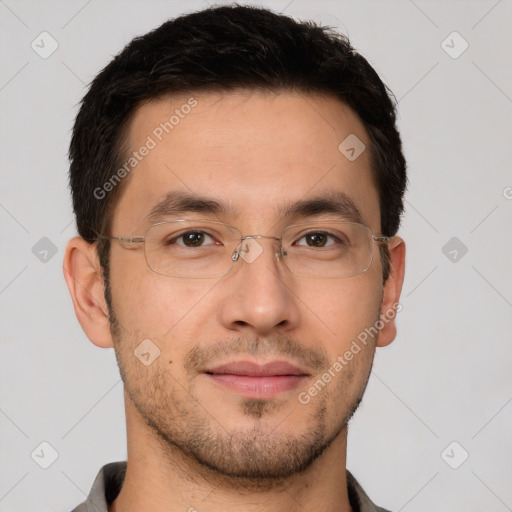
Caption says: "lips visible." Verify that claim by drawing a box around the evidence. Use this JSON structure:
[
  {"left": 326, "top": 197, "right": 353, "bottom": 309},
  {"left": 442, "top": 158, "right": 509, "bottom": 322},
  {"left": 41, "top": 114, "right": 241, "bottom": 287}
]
[
  {"left": 208, "top": 361, "right": 308, "bottom": 377},
  {"left": 205, "top": 361, "right": 309, "bottom": 399}
]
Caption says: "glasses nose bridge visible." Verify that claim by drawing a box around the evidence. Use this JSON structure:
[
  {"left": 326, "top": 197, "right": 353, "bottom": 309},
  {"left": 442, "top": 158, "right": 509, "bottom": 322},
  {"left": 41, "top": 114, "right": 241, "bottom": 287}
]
[
  {"left": 231, "top": 234, "right": 284, "bottom": 265},
  {"left": 241, "top": 234, "right": 281, "bottom": 242}
]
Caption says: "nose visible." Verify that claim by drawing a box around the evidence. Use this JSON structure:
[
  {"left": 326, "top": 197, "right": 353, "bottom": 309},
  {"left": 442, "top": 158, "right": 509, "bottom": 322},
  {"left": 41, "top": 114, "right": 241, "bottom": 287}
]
[{"left": 217, "top": 236, "right": 301, "bottom": 335}]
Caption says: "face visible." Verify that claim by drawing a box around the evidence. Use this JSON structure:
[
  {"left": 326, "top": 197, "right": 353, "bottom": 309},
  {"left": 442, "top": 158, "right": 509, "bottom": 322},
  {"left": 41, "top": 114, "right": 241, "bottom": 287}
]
[{"left": 105, "top": 91, "right": 393, "bottom": 480}]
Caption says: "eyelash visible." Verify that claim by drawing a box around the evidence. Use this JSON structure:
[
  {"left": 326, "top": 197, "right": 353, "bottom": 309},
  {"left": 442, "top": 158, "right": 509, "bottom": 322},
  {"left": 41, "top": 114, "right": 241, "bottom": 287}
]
[{"left": 168, "top": 230, "right": 345, "bottom": 247}]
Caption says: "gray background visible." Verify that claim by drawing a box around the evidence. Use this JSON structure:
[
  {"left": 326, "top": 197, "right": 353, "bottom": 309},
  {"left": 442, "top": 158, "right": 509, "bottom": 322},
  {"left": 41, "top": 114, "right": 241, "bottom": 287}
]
[{"left": 1, "top": 0, "right": 511, "bottom": 510}]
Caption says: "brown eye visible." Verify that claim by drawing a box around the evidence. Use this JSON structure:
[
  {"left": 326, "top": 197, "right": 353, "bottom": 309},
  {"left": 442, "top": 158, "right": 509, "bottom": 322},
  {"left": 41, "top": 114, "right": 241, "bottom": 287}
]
[
  {"left": 182, "top": 232, "right": 206, "bottom": 247},
  {"left": 167, "top": 231, "right": 216, "bottom": 247},
  {"left": 295, "top": 232, "right": 341, "bottom": 248},
  {"left": 305, "top": 233, "right": 329, "bottom": 247}
]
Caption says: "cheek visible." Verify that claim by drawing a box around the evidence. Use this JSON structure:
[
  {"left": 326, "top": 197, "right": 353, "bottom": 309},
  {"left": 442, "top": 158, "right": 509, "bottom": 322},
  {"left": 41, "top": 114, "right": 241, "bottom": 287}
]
[
  {"left": 109, "top": 257, "right": 219, "bottom": 351},
  {"left": 294, "top": 275, "right": 382, "bottom": 347},
  {"left": 108, "top": 272, "right": 198, "bottom": 391}
]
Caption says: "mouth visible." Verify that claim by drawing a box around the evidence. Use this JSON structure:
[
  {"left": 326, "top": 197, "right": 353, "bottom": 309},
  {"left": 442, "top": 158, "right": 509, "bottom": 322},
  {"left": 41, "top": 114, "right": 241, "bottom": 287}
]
[{"left": 204, "top": 360, "right": 310, "bottom": 399}]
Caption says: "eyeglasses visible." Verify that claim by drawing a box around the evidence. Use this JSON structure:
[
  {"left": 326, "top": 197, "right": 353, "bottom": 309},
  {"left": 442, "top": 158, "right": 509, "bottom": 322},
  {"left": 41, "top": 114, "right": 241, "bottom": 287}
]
[{"left": 97, "top": 219, "right": 391, "bottom": 279}]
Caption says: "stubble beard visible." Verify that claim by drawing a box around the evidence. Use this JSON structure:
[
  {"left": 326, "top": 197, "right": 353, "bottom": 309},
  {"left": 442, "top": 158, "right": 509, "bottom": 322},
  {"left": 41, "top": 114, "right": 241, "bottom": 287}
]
[{"left": 107, "top": 292, "right": 377, "bottom": 488}]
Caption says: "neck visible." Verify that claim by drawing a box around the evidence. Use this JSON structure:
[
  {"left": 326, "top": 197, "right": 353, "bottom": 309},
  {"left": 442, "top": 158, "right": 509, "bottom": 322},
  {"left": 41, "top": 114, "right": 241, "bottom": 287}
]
[{"left": 110, "top": 393, "right": 353, "bottom": 512}]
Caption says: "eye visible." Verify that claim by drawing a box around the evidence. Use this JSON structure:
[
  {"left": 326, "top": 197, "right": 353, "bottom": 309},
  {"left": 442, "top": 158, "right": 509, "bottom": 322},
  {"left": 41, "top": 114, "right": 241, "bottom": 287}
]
[
  {"left": 295, "top": 231, "right": 344, "bottom": 248},
  {"left": 167, "top": 230, "right": 218, "bottom": 248}
]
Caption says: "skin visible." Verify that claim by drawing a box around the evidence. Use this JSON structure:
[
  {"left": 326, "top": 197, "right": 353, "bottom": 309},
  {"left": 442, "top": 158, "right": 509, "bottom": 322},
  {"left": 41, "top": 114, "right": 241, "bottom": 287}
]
[{"left": 63, "top": 90, "right": 405, "bottom": 512}]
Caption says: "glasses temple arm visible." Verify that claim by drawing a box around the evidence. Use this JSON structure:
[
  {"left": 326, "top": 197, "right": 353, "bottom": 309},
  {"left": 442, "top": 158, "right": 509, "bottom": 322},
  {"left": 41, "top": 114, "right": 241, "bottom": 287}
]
[{"left": 96, "top": 234, "right": 145, "bottom": 243}]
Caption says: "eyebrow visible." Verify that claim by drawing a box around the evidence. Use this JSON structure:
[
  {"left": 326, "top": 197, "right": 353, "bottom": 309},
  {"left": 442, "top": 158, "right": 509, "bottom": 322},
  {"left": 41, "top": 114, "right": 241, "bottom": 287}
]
[{"left": 145, "top": 190, "right": 363, "bottom": 225}]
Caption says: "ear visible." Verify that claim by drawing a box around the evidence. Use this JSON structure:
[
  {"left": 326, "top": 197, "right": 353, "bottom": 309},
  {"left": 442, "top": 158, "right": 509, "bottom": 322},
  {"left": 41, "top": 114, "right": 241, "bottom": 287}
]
[
  {"left": 376, "top": 236, "right": 406, "bottom": 348},
  {"left": 63, "top": 236, "right": 114, "bottom": 348}
]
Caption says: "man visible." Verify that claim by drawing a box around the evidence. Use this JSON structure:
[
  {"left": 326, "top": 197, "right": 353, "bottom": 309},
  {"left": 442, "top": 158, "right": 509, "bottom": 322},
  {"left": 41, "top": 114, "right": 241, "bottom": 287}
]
[{"left": 63, "top": 4, "right": 406, "bottom": 512}]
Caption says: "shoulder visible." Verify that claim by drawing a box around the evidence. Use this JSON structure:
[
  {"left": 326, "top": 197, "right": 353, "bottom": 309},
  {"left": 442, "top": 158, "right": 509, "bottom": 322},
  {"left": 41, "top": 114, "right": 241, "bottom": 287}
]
[
  {"left": 347, "top": 470, "right": 393, "bottom": 512},
  {"left": 69, "top": 461, "right": 127, "bottom": 512}
]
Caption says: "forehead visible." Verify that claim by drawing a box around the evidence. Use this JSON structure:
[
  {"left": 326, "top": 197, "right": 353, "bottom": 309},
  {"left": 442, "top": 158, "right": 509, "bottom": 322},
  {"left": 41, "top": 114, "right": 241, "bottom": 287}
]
[{"left": 113, "top": 90, "right": 380, "bottom": 232}]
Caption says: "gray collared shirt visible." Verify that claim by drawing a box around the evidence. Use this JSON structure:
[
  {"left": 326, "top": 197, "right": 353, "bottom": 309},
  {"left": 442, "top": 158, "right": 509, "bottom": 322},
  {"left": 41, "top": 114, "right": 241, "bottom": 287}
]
[{"left": 71, "top": 461, "right": 391, "bottom": 512}]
